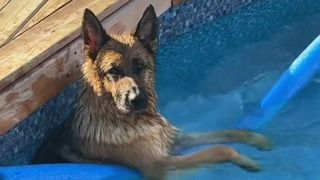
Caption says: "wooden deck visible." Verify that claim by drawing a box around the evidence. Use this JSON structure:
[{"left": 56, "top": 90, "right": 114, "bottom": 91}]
[{"left": 0, "top": 0, "right": 175, "bottom": 134}]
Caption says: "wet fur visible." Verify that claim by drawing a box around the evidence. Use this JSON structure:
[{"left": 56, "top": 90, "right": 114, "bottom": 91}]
[{"left": 33, "top": 5, "right": 272, "bottom": 179}]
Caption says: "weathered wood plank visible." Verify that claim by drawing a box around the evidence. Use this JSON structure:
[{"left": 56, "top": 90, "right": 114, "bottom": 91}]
[
  {"left": 15, "top": 0, "right": 73, "bottom": 37},
  {"left": 172, "top": 0, "right": 185, "bottom": 6},
  {"left": 0, "top": 0, "right": 129, "bottom": 92},
  {"left": 0, "top": 0, "right": 48, "bottom": 46},
  {"left": 103, "top": 0, "right": 171, "bottom": 33},
  {"left": 0, "top": 0, "right": 11, "bottom": 10},
  {"left": 0, "top": 0, "right": 171, "bottom": 135},
  {"left": 0, "top": 39, "right": 83, "bottom": 135}
]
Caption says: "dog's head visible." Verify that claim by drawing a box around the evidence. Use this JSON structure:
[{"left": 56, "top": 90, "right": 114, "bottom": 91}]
[{"left": 81, "top": 5, "right": 158, "bottom": 114}]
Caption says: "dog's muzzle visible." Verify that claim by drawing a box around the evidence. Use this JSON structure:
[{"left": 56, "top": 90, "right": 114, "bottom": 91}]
[
  {"left": 130, "top": 90, "right": 148, "bottom": 112},
  {"left": 115, "top": 86, "right": 148, "bottom": 113}
]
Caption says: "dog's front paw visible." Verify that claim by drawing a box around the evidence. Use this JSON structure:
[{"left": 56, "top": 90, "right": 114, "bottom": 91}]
[
  {"left": 247, "top": 132, "right": 272, "bottom": 151},
  {"left": 231, "top": 154, "right": 261, "bottom": 172}
]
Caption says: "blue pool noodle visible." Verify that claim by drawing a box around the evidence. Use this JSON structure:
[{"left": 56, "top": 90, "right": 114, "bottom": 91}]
[
  {"left": 0, "top": 163, "right": 142, "bottom": 180},
  {"left": 238, "top": 35, "right": 320, "bottom": 130}
]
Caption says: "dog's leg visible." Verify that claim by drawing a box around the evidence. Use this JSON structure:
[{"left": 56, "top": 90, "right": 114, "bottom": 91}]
[
  {"left": 145, "top": 146, "right": 260, "bottom": 179},
  {"left": 175, "top": 130, "right": 272, "bottom": 151},
  {"left": 163, "top": 146, "right": 259, "bottom": 171}
]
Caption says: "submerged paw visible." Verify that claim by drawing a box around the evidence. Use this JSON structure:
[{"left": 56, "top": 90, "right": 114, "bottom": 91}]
[
  {"left": 232, "top": 155, "right": 261, "bottom": 172},
  {"left": 248, "top": 133, "right": 273, "bottom": 151},
  {"left": 240, "top": 161, "right": 261, "bottom": 172}
]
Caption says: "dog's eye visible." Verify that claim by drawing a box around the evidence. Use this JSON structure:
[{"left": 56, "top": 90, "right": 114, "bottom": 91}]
[
  {"left": 109, "top": 68, "right": 119, "bottom": 74},
  {"left": 134, "top": 62, "right": 146, "bottom": 74},
  {"left": 108, "top": 67, "right": 124, "bottom": 77},
  {"left": 138, "top": 63, "right": 145, "bottom": 70}
]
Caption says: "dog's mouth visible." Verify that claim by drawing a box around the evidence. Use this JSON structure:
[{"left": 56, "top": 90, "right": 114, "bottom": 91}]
[
  {"left": 114, "top": 89, "right": 148, "bottom": 114},
  {"left": 130, "top": 93, "right": 148, "bottom": 112}
]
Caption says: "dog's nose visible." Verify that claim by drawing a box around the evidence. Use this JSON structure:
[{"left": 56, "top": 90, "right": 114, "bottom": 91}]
[{"left": 131, "top": 91, "right": 148, "bottom": 111}]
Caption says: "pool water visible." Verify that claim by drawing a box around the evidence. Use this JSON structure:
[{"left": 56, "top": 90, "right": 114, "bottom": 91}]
[{"left": 156, "top": 2, "right": 320, "bottom": 180}]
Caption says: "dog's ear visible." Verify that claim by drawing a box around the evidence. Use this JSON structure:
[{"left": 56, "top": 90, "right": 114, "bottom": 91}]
[
  {"left": 134, "top": 5, "right": 159, "bottom": 53},
  {"left": 82, "top": 9, "right": 110, "bottom": 60}
]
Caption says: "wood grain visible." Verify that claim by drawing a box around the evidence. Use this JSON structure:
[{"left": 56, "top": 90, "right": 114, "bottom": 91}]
[
  {"left": 0, "top": 38, "right": 83, "bottom": 134},
  {"left": 171, "top": 0, "right": 185, "bottom": 6},
  {"left": 15, "top": 0, "right": 73, "bottom": 37},
  {"left": 0, "top": 0, "right": 11, "bottom": 10},
  {"left": 0, "top": 0, "right": 48, "bottom": 46},
  {"left": 0, "top": 0, "right": 171, "bottom": 135},
  {"left": 103, "top": 0, "right": 171, "bottom": 33},
  {"left": 0, "top": 0, "right": 129, "bottom": 92}
]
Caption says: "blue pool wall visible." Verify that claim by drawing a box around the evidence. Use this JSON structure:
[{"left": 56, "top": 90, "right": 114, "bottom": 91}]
[
  {"left": 158, "top": 0, "right": 257, "bottom": 44},
  {"left": 1, "top": 0, "right": 320, "bottom": 165},
  {"left": 156, "top": 0, "right": 320, "bottom": 106}
]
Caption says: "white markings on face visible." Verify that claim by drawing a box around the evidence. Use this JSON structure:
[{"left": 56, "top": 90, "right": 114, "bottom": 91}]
[
  {"left": 116, "top": 93, "right": 129, "bottom": 113},
  {"left": 128, "top": 86, "right": 140, "bottom": 101},
  {"left": 107, "top": 74, "right": 114, "bottom": 81},
  {"left": 113, "top": 77, "right": 140, "bottom": 113}
]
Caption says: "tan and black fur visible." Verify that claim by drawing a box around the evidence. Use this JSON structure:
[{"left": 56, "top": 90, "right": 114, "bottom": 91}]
[{"left": 33, "top": 5, "right": 272, "bottom": 179}]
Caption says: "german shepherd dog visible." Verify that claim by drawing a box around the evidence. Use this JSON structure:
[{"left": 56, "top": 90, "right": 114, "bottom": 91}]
[{"left": 33, "top": 5, "right": 272, "bottom": 179}]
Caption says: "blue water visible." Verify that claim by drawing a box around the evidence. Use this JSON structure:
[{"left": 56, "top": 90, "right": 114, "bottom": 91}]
[{"left": 156, "top": 2, "right": 320, "bottom": 180}]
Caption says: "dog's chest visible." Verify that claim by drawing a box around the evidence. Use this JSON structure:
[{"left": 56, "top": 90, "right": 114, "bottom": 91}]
[{"left": 71, "top": 114, "right": 178, "bottom": 168}]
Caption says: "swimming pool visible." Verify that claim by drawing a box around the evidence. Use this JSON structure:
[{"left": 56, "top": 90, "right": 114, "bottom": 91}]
[
  {"left": 1, "top": 0, "right": 320, "bottom": 179},
  {"left": 157, "top": 0, "right": 320, "bottom": 179}
]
